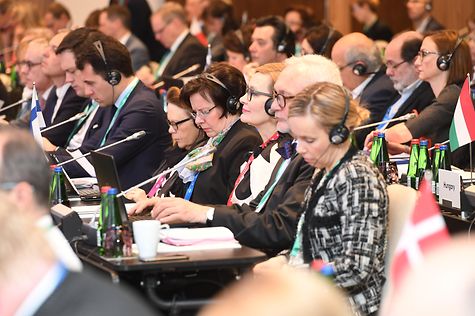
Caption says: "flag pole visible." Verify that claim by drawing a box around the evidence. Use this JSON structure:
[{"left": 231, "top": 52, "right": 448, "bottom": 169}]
[{"left": 470, "top": 73, "right": 474, "bottom": 185}]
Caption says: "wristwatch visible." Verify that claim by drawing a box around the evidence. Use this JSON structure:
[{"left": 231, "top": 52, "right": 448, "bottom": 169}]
[{"left": 205, "top": 207, "right": 215, "bottom": 226}]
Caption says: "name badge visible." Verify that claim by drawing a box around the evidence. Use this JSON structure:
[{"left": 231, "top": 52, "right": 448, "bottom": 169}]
[{"left": 439, "top": 169, "right": 461, "bottom": 209}]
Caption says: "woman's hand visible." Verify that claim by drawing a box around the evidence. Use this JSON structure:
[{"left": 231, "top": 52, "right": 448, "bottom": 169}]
[{"left": 124, "top": 188, "right": 147, "bottom": 203}]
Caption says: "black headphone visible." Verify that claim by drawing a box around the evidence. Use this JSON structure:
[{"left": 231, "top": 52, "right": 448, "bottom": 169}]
[
  {"left": 425, "top": 1, "right": 432, "bottom": 11},
  {"left": 235, "top": 30, "right": 250, "bottom": 61},
  {"left": 201, "top": 73, "right": 240, "bottom": 114},
  {"left": 352, "top": 62, "right": 368, "bottom": 76},
  {"left": 329, "top": 87, "right": 350, "bottom": 145},
  {"left": 93, "top": 40, "right": 121, "bottom": 86},
  {"left": 436, "top": 37, "right": 463, "bottom": 71},
  {"left": 264, "top": 98, "right": 274, "bottom": 116},
  {"left": 276, "top": 25, "right": 289, "bottom": 54},
  {"left": 319, "top": 26, "right": 335, "bottom": 55}
]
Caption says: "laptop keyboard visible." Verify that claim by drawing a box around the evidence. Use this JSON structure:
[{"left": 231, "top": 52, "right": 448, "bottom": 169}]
[{"left": 128, "top": 213, "right": 153, "bottom": 222}]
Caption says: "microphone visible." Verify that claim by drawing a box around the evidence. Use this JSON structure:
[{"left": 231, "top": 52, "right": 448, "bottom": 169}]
[
  {"left": 56, "top": 130, "right": 146, "bottom": 167},
  {"left": 152, "top": 64, "right": 201, "bottom": 89},
  {"left": 40, "top": 112, "right": 87, "bottom": 133},
  {"left": 117, "top": 146, "right": 217, "bottom": 198},
  {"left": 353, "top": 113, "right": 417, "bottom": 131},
  {"left": 0, "top": 99, "right": 28, "bottom": 114}
]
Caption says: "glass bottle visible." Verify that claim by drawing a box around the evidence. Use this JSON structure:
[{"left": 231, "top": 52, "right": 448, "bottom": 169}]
[
  {"left": 406, "top": 139, "right": 420, "bottom": 189},
  {"left": 417, "top": 139, "right": 431, "bottom": 188},
  {"left": 369, "top": 131, "right": 381, "bottom": 163},
  {"left": 49, "top": 166, "right": 69, "bottom": 207},
  {"left": 97, "top": 186, "right": 111, "bottom": 255},
  {"left": 431, "top": 144, "right": 441, "bottom": 194},
  {"left": 103, "top": 188, "right": 132, "bottom": 258}
]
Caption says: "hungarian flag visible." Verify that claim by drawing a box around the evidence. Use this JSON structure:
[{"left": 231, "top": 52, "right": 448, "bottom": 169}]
[
  {"left": 390, "top": 178, "right": 450, "bottom": 290},
  {"left": 449, "top": 76, "right": 475, "bottom": 151}
]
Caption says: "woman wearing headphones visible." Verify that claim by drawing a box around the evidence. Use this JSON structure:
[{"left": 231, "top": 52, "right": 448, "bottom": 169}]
[
  {"left": 255, "top": 82, "right": 388, "bottom": 316},
  {"left": 365, "top": 30, "right": 473, "bottom": 168},
  {"left": 300, "top": 24, "right": 343, "bottom": 58}
]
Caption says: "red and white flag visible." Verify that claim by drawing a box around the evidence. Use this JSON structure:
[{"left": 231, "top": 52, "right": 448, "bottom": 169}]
[
  {"left": 449, "top": 76, "right": 475, "bottom": 151},
  {"left": 390, "top": 178, "right": 450, "bottom": 290}
]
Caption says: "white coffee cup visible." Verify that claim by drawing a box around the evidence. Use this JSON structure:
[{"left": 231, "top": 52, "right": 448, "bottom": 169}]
[{"left": 132, "top": 220, "right": 170, "bottom": 259}]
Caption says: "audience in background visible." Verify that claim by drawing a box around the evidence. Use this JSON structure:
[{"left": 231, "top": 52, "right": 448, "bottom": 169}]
[
  {"left": 351, "top": 0, "right": 393, "bottom": 42},
  {"left": 185, "top": 0, "right": 209, "bottom": 46},
  {"left": 43, "top": 2, "right": 71, "bottom": 34},
  {"left": 223, "top": 26, "right": 252, "bottom": 72},
  {"left": 283, "top": 5, "right": 316, "bottom": 55},
  {"left": 406, "top": 0, "right": 444, "bottom": 34}
]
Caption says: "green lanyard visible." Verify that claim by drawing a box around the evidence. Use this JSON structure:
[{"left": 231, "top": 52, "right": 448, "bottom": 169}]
[
  {"left": 254, "top": 158, "right": 291, "bottom": 213},
  {"left": 99, "top": 78, "right": 139, "bottom": 146},
  {"left": 66, "top": 101, "right": 99, "bottom": 144}
]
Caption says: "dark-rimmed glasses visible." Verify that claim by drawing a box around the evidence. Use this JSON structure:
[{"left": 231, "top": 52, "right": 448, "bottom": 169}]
[
  {"left": 190, "top": 105, "right": 218, "bottom": 119},
  {"left": 386, "top": 60, "right": 406, "bottom": 70},
  {"left": 168, "top": 117, "right": 193, "bottom": 131},
  {"left": 417, "top": 49, "right": 439, "bottom": 60},
  {"left": 245, "top": 86, "right": 273, "bottom": 102},
  {"left": 273, "top": 91, "right": 296, "bottom": 108}
]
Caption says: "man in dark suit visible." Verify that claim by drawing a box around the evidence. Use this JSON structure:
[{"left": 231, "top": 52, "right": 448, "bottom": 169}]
[
  {"left": 41, "top": 31, "right": 88, "bottom": 147},
  {"left": 60, "top": 33, "right": 172, "bottom": 190},
  {"left": 351, "top": 0, "right": 393, "bottom": 42},
  {"left": 130, "top": 55, "right": 343, "bottom": 255},
  {"left": 406, "top": 0, "right": 444, "bottom": 34},
  {"left": 99, "top": 5, "right": 150, "bottom": 72},
  {"left": 0, "top": 183, "right": 156, "bottom": 316},
  {"left": 150, "top": 2, "right": 207, "bottom": 88},
  {"left": 331, "top": 32, "right": 398, "bottom": 147}
]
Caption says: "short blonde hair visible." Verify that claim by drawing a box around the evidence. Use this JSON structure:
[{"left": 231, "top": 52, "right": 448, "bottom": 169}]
[
  {"left": 289, "top": 82, "right": 369, "bottom": 133},
  {"left": 254, "top": 62, "right": 285, "bottom": 91}
]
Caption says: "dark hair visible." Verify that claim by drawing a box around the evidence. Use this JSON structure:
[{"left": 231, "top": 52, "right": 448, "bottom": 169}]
[
  {"left": 56, "top": 27, "right": 101, "bottom": 55},
  {"left": 0, "top": 127, "right": 50, "bottom": 207},
  {"left": 85, "top": 9, "right": 101, "bottom": 29},
  {"left": 304, "top": 24, "right": 343, "bottom": 58},
  {"left": 283, "top": 5, "right": 317, "bottom": 30},
  {"left": 103, "top": 4, "right": 131, "bottom": 30},
  {"left": 400, "top": 37, "right": 423, "bottom": 62},
  {"left": 76, "top": 33, "right": 133, "bottom": 79},
  {"left": 354, "top": 0, "right": 379, "bottom": 13},
  {"left": 202, "top": 0, "right": 238, "bottom": 36},
  {"left": 223, "top": 25, "right": 252, "bottom": 59},
  {"left": 255, "top": 15, "right": 296, "bottom": 57},
  {"left": 46, "top": 2, "right": 71, "bottom": 20},
  {"left": 428, "top": 30, "right": 473, "bottom": 85},
  {"left": 180, "top": 62, "right": 246, "bottom": 117}
]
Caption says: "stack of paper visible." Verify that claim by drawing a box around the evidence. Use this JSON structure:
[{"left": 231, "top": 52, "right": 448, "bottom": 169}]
[{"left": 162, "top": 227, "right": 238, "bottom": 246}]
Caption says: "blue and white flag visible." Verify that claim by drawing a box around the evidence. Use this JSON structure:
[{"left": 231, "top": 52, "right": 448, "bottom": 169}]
[{"left": 30, "top": 85, "right": 45, "bottom": 148}]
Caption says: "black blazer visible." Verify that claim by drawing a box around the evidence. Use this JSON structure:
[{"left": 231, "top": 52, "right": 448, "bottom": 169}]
[
  {"left": 364, "top": 19, "right": 393, "bottom": 42},
  {"left": 58, "top": 81, "right": 172, "bottom": 190},
  {"left": 35, "top": 270, "right": 157, "bottom": 316},
  {"left": 189, "top": 120, "right": 262, "bottom": 205},
  {"left": 212, "top": 154, "right": 314, "bottom": 255},
  {"left": 158, "top": 33, "right": 207, "bottom": 88},
  {"left": 421, "top": 16, "right": 445, "bottom": 34},
  {"left": 354, "top": 68, "right": 398, "bottom": 148},
  {"left": 42, "top": 86, "right": 88, "bottom": 147}
]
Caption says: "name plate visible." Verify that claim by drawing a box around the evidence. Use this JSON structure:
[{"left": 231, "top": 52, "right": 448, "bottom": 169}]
[{"left": 439, "top": 169, "right": 461, "bottom": 209}]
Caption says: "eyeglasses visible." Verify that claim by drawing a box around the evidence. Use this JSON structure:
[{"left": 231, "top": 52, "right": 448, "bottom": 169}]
[
  {"left": 17, "top": 60, "right": 42, "bottom": 69},
  {"left": 273, "top": 91, "right": 296, "bottom": 108},
  {"left": 386, "top": 60, "right": 406, "bottom": 70},
  {"left": 417, "top": 49, "right": 439, "bottom": 60},
  {"left": 190, "top": 105, "right": 218, "bottom": 119},
  {"left": 168, "top": 117, "right": 193, "bottom": 131},
  {"left": 245, "top": 86, "right": 273, "bottom": 102},
  {"left": 154, "top": 21, "right": 171, "bottom": 36}
]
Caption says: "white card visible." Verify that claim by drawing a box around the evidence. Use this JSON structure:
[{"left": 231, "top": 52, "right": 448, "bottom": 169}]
[{"left": 438, "top": 169, "right": 461, "bottom": 208}]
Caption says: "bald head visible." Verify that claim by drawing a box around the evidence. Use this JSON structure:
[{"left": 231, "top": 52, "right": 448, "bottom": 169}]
[{"left": 331, "top": 32, "right": 382, "bottom": 90}]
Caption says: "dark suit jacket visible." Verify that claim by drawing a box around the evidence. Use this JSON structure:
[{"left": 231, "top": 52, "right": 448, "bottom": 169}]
[
  {"left": 364, "top": 19, "right": 393, "bottom": 42},
  {"left": 35, "top": 269, "right": 157, "bottom": 316},
  {"left": 354, "top": 68, "right": 398, "bottom": 148},
  {"left": 212, "top": 154, "right": 314, "bottom": 255},
  {"left": 190, "top": 120, "right": 262, "bottom": 205},
  {"left": 125, "top": 34, "right": 150, "bottom": 72},
  {"left": 406, "top": 83, "right": 473, "bottom": 169},
  {"left": 42, "top": 86, "right": 88, "bottom": 147},
  {"left": 422, "top": 16, "right": 445, "bottom": 34},
  {"left": 158, "top": 33, "right": 207, "bottom": 88},
  {"left": 58, "top": 81, "right": 172, "bottom": 190}
]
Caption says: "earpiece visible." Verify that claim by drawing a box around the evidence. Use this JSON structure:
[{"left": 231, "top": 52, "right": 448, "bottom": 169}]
[
  {"left": 264, "top": 98, "right": 274, "bottom": 116},
  {"left": 93, "top": 40, "right": 121, "bottom": 86},
  {"left": 328, "top": 87, "right": 350, "bottom": 145},
  {"left": 425, "top": 1, "right": 432, "bottom": 11},
  {"left": 436, "top": 37, "right": 463, "bottom": 71},
  {"left": 352, "top": 62, "right": 368, "bottom": 76},
  {"left": 276, "top": 25, "right": 289, "bottom": 54},
  {"left": 201, "top": 73, "right": 240, "bottom": 114}
]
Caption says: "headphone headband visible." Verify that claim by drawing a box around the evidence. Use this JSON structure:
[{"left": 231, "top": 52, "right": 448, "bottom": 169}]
[
  {"left": 93, "top": 40, "right": 121, "bottom": 86},
  {"left": 436, "top": 37, "right": 463, "bottom": 71},
  {"left": 200, "top": 73, "right": 241, "bottom": 114},
  {"left": 328, "top": 87, "right": 351, "bottom": 145}
]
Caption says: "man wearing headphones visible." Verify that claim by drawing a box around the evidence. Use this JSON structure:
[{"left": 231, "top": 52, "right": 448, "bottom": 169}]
[
  {"left": 248, "top": 16, "right": 295, "bottom": 67},
  {"left": 406, "top": 0, "right": 444, "bottom": 35},
  {"left": 67, "top": 33, "right": 171, "bottom": 189},
  {"left": 331, "top": 32, "right": 397, "bottom": 148}
]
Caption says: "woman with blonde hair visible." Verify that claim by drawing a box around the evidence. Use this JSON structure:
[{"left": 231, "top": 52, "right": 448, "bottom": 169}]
[{"left": 255, "top": 82, "right": 388, "bottom": 316}]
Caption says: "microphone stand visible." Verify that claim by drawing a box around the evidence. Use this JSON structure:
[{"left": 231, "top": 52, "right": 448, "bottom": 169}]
[
  {"left": 152, "top": 64, "right": 200, "bottom": 90},
  {"left": 56, "top": 131, "right": 146, "bottom": 167},
  {"left": 0, "top": 99, "right": 28, "bottom": 114},
  {"left": 40, "top": 112, "right": 87, "bottom": 133},
  {"left": 353, "top": 113, "right": 416, "bottom": 131}
]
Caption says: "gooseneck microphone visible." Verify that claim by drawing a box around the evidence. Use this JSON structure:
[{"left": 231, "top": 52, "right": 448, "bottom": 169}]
[
  {"left": 117, "top": 146, "right": 217, "bottom": 198},
  {"left": 353, "top": 113, "right": 417, "bottom": 131},
  {"left": 152, "top": 64, "right": 201, "bottom": 90},
  {"left": 56, "top": 130, "right": 146, "bottom": 167},
  {"left": 0, "top": 99, "right": 28, "bottom": 114},
  {"left": 40, "top": 112, "right": 87, "bottom": 133}
]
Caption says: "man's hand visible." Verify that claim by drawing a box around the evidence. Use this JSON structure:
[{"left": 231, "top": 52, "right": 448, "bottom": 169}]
[{"left": 42, "top": 137, "right": 57, "bottom": 152}]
